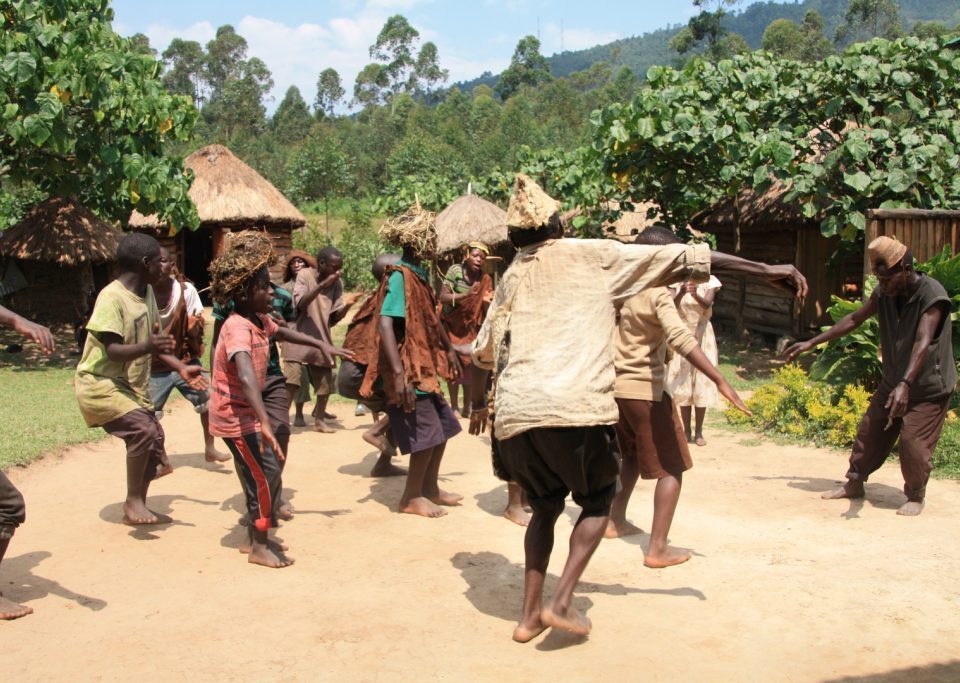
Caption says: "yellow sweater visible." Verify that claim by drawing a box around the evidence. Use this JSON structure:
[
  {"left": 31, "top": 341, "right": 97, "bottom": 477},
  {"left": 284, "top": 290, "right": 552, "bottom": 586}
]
[{"left": 614, "top": 287, "right": 699, "bottom": 401}]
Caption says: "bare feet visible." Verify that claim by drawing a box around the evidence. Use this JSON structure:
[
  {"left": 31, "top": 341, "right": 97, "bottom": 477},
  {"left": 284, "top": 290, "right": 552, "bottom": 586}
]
[
  {"left": 247, "top": 541, "right": 295, "bottom": 568},
  {"left": 694, "top": 435, "right": 707, "bottom": 447},
  {"left": 399, "top": 496, "right": 448, "bottom": 518},
  {"left": 362, "top": 429, "right": 393, "bottom": 455},
  {"left": 204, "top": 447, "right": 231, "bottom": 463},
  {"left": 278, "top": 501, "right": 294, "bottom": 520},
  {"left": 504, "top": 504, "right": 532, "bottom": 527},
  {"left": 122, "top": 500, "right": 169, "bottom": 525},
  {"left": 313, "top": 419, "right": 335, "bottom": 434},
  {"left": 239, "top": 538, "right": 289, "bottom": 554},
  {"left": 644, "top": 545, "right": 692, "bottom": 568},
  {"left": 541, "top": 604, "right": 592, "bottom": 636},
  {"left": 822, "top": 481, "right": 865, "bottom": 500},
  {"left": 155, "top": 463, "right": 174, "bottom": 478},
  {"left": 605, "top": 519, "right": 643, "bottom": 539},
  {"left": 897, "top": 500, "right": 924, "bottom": 516},
  {"left": 293, "top": 414, "right": 306, "bottom": 428},
  {"left": 429, "top": 490, "right": 463, "bottom": 506},
  {"left": 370, "top": 457, "right": 407, "bottom": 478},
  {"left": 512, "top": 618, "right": 547, "bottom": 643},
  {"left": 323, "top": 411, "right": 338, "bottom": 420},
  {"left": 0, "top": 594, "right": 33, "bottom": 620}
]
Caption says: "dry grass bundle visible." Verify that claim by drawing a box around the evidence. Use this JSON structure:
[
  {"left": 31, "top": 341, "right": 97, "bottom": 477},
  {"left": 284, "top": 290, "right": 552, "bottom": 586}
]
[
  {"left": 208, "top": 230, "right": 276, "bottom": 305},
  {"left": 379, "top": 199, "right": 437, "bottom": 257}
]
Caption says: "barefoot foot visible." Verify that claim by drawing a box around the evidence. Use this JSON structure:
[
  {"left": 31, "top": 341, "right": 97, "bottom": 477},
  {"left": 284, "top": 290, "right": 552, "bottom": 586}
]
[
  {"left": 247, "top": 542, "right": 295, "bottom": 568},
  {"left": 399, "top": 496, "right": 448, "bottom": 518},
  {"left": 323, "top": 411, "right": 338, "bottom": 420},
  {"left": 605, "top": 519, "right": 643, "bottom": 539},
  {"left": 155, "top": 463, "right": 174, "bottom": 478},
  {"left": 644, "top": 545, "right": 692, "bottom": 568},
  {"left": 429, "top": 490, "right": 463, "bottom": 506},
  {"left": 694, "top": 435, "right": 707, "bottom": 447},
  {"left": 0, "top": 594, "right": 33, "bottom": 620},
  {"left": 293, "top": 414, "right": 306, "bottom": 428},
  {"left": 278, "top": 501, "right": 294, "bottom": 521},
  {"left": 370, "top": 458, "right": 407, "bottom": 477},
  {"left": 822, "top": 481, "right": 865, "bottom": 500},
  {"left": 541, "top": 604, "right": 591, "bottom": 636},
  {"left": 204, "top": 447, "right": 231, "bottom": 463},
  {"left": 897, "top": 500, "right": 924, "bottom": 516},
  {"left": 313, "top": 420, "right": 335, "bottom": 434},
  {"left": 504, "top": 505, "right": 531, "bottom": 527},
  {"left": 512, "top": 619, "right": 546, "bottom": 643},
  {"left": 239, "top": 538, "right": 289, "bottom": 554},
  {"left": 122, "top": 500, "right": 163, "bottom": 525}
]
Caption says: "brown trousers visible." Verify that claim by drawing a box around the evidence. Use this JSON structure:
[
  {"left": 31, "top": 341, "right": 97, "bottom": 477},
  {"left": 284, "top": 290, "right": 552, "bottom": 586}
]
[{"left": 847, "top": 391, "right": 952, "bottom": 501}]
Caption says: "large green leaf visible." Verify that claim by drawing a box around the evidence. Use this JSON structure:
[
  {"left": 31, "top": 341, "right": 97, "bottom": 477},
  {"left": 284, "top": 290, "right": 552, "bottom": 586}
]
[{"left": 2, "top": 52, "right": 37, "bottom": 86}]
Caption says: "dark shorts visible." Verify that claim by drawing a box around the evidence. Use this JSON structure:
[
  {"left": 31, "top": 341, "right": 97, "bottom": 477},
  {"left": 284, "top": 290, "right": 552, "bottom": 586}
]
[
  {"left": 495, "top": 425, "right": 621, "bottom": 515},
  {"left": 384, "top": 393, "right": 462, "bottom": 455},
  {"left": 615, "top": 395, "right": 692, "bottom": 479},
  {"left": 262, "top": 374, "right": 290, "bottom": 436},
  {"left": 0, "top": 471, "right": 26, "bottom": 534},
  {"left": 283, "top": 361, "right": 333, "bottom": 396},
  {"left": 103, "top": 408, "right": 166, "bottom": 484}
]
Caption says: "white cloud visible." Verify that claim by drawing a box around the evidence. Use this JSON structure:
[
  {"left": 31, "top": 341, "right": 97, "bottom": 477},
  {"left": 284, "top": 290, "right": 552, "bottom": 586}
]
[
  {"left": 540, "top": 22, "right": 622, "bottom": 54},
  {"left": 143, "top": 21, "right": 217, "bottom": 54}
]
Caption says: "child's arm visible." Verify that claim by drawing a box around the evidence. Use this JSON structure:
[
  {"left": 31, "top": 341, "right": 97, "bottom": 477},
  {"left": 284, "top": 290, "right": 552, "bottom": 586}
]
[
  {"left": 272, "top": 326, "right": 356, "bottom": 362},
  {"left": 681, "top": 346, "right": 750, "bottom": 416},
  {"left": 97, "top": 322, "right": 175, "bottom": 362},
  {"left": 379, "top": 315, "right": 414, "bottom": 412},
  {"left": 156, "top": 353, "right": 209, "bottom": 390},
  {"left": 233, "top": 350, "right": 284, "bottom": 460},
  {"left": 0, "top": 305, "right": 55, "bottom": 353},
  {"left": 329, "top": 292, "right": 360, "bottom": 326},
  {"left": 436, "top": 321, "right": 462, "bottom": 382}
]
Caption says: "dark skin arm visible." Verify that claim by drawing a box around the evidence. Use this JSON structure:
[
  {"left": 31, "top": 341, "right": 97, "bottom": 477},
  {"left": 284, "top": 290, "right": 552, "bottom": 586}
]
[
  {"left": 884, "top": 302, "right": 948, "bottom": 420},
  {"left": 209, "top": 317, "right": 224, "bottom": 369},
  {"left": 436, "top": 320, "right": 462, "bottom": 382},
  {"left": 233, "top": 350, "right": 283, "bottom": 459},
  {"left": 272, "top": 326, "right": 356, "bottom": 362},
  {"left": 683, "top": 281, "right": 717, "bottom": 308},
  {"left": 95, "top": 323, "right": 207, "bottom": 390},
  {"left": 0, "top": 305, "right": 55, "bottom": 353},
  {"left": 439, "top": 282, "right": 480, "bottom": 305},
  {"left": 682, "top": 346, "right": 749, "bottom": 415},
  {"left": 468, "top": 365, "right": 492, "bottom": 436},
  {"left": 379, "top": 315, "right": 415, "bottom": 412},
  {"left": 329, "top": 293, "right": 360, "bottom": 326},
  {"left": 710, "top": 251, "right": 808, "bottom": 300},
  {"left": 296, "top": 270, "right": 341, "bottom": 313},
  {"left": 783, "top": 292, "right": 879, "bottom": 363}
]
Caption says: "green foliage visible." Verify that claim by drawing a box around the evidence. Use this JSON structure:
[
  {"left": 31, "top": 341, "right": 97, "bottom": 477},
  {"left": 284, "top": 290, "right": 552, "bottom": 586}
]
[
  {"left": 809, "top": 276, "right": 882, "bottom": 387},
  {"left": 495, "top": 36, "right": 552, "bottom": 100},
  {"left": 915, "top": 246, "right": 960, "bottom": 373},
  {"left": 314, "top": 68, "right": 344, "bottom": 117},
  {"left": 835, "top": 0, "right": 904, "bottom": 46},
  {"left": 762, "top": 11, "right": 834, "bottom": 61},
  {"left": 0, "top": 182, "right": 45, "bottom": 230},
  {"left": 931, "top": 417, "right": 960, "bottom": 479},
  {"left": 271, "top": 86, "right": 312, "bottom": 144},
  {"left": 0, "top": 0, "right": 198, "bottom": 228},
  {"left": 725, "top": 365, "right": 872, "bottom": 448},
  {"left": 285, "top": 133, "right": 353, "bottom": 226}
]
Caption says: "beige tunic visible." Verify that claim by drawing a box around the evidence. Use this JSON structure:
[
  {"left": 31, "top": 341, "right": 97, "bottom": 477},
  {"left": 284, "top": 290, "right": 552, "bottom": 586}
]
[
  {"left": 666, "top": 276, "right": 722, "bottom": 408},
  {"left": 472, "top": 239, "right": 711, "bottom": 440},
  {"left": 284, "top": 267, "right": 344, "bottom": 367}
]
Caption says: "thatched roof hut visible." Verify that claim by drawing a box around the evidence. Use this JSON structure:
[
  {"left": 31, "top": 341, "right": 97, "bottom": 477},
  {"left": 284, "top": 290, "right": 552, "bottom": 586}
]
[
  {"left": 128, "top": 144, "right": 306, "bottom": 295},
  {"left": 0, "top": 197, "right": 120, "bottom": 324},
  {"left": 0, "top": 196, "right": 122, "bottom": 266},
  {"left": 435, "top": 194, "right": 509, "bottom": 254}
]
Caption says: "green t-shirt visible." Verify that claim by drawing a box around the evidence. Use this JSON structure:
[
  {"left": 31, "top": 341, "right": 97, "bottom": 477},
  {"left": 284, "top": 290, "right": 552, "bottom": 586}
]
[
  {"left": 378, "top": 261, "right": 433, "bottom": 396},
  {"left": 75, "top": 280, "right": 160, "bottom": 427}
]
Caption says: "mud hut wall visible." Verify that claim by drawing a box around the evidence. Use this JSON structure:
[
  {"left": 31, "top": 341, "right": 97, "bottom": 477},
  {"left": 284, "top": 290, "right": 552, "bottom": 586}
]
[
  {"left": 866, "top": 211, "right": 960, "bottom": 279},
  {"left": 2, "top": 260, "right": 93, "bottom": 325}
]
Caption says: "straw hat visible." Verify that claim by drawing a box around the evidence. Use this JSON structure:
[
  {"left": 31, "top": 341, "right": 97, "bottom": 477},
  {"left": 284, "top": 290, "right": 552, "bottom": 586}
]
[
  {"left": 505, "top": 174, "right": 561, "bottom": 231},
  {"left": 867, "top": 236, "right": 908, "bottom": 270}
]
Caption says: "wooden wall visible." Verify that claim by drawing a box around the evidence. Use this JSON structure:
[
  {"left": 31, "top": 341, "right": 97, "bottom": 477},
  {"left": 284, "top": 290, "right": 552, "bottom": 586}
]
[
  {"left": 2, "top": 261, "right": 94, "bottom": 326},
  {"left": 866, "top": 209, "right": 960, "bottom": 275}
]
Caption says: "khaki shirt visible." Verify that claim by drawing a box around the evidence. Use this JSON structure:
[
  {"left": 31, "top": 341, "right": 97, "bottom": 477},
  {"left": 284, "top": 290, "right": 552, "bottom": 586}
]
[
  {"left": 75, "top": 281, "right": 160, "bottom": 427},
  {"left": 614, "top": 287, "right": 699, "bottom": 401},
  {"left": 285, "top": 267, "right": 344, "bottom": 367},
  {"left": 472, "top": 239, "right": 711, "bottom": 440}
]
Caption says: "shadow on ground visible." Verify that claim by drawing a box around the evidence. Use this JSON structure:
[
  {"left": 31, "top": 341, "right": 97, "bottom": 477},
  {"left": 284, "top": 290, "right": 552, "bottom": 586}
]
[
  {"left": 751, "top": 474, "right": 904, "bottom": 516},
  {"left": 2, "top": 551, "right": 107, "bottom": 611}
]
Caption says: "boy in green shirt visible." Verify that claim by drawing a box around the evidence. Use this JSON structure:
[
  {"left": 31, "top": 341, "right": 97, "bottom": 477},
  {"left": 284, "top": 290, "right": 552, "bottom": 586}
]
[{"left": 75, "top": 234, "right": 206, "bottom": 526}]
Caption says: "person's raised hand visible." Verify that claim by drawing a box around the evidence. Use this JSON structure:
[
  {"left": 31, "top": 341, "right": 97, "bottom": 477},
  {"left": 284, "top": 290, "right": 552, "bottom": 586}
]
[
  {"left": 683, "top": 281, "right": 698, "bottom": 296},
  {"left": 344, "top": 292, "right": 362, "bottom": 306},
  {"left": 148, "top": 322, "right": 176, "bottom": 355},
  {"left": 13, "top": 316, "right": 55, "bottom": 354},
  {"left": 782, "top": 339, "right": 814, "bottom": 364},
  {"left": 766, "top": 264, "right": 808, "bottom": 301},
  {"left": 319, "top": 269, "right": 342, "bottom": 289},
  {"left": 179, "top": 364, "right": 209, "bottom": 390},
  {"left": 468, "top": 407, "right": 489, "bottom": 436}
]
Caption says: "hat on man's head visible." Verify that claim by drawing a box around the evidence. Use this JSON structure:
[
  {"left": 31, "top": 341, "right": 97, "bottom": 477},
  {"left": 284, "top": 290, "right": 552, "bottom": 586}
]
[
  {"left": 506, "top": 173, "right": 561, "bottom": 231},
  {"left": 867, "top": 236, "right": 908, "bottom": 270}
]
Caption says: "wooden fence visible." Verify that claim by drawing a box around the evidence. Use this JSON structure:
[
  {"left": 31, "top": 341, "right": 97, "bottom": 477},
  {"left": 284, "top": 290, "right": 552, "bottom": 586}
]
[{"left": 866, "top": 209, "right": 960, "bottom": 275}]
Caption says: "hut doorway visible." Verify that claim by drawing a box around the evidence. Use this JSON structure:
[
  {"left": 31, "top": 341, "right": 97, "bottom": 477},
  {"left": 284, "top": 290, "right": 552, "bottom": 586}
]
[{"left": 183, "top": 227, "right": 214, "bottom": 303}]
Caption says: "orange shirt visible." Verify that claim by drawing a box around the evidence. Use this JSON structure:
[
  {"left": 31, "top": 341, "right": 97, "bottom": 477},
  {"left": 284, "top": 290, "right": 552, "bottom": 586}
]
[{"left": 209, "top": 313, "right": 279, "bottom": 437}]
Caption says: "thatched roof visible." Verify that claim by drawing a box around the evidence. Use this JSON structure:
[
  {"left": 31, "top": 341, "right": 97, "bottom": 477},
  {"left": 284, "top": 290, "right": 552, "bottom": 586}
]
[
  {"left": 563, "top": 201, "right": 664, "bottom": 242},
  {"left": 690, "top": 183, "right": 819, "bottom": 234},
  {"left": 128, "top": 144, "right": 305, "bottom": 229},
  {"left": 435, "top": 194, "right": 508, "bottom": 253},
  {"left": 0, "top": 196, "right": 123, "bottom": 266}
]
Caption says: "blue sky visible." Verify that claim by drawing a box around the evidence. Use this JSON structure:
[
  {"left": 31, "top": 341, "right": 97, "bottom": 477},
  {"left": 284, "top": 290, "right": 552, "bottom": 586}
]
[{"left": 111, "top": 0, "right": 764, "bottom": 111}]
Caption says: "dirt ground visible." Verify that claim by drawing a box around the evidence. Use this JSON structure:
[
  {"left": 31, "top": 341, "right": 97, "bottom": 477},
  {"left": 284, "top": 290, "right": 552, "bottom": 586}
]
[{"left": 4, "top": 399, "right": 960, "bottom": 682}]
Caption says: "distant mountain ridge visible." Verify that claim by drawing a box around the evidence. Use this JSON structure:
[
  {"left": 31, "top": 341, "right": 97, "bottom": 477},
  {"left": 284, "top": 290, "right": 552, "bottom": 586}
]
[{"left": 454, "top": 0, "right": 960, "bottom": 93}]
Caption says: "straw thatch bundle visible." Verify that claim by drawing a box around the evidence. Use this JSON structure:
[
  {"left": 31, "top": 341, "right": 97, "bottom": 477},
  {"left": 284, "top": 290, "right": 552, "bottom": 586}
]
[
  {"left": 379, "top": 199, "right": 437, "bottom": 256},
  {"left": 0, "top": 196, "right": 123, "bottom": 266},
  {"left": 208, "top": 230, "right": 276, "bottom": 305},
  {"left": 435, "top": 194, "right": 508, "bottom": 254},
  {"left": 128, "top": 144, "right": 305, "bottom": 229}
]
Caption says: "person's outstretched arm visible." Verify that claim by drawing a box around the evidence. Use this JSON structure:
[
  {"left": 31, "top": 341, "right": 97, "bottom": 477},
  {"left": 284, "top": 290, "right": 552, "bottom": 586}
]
[
  {"left": 272, "top": 326, "right": 355, "bottom": 361},
  {"left": 681, "top": 346, "right": 750, "bottom": 416},
  {"left": 782, "top": 292, "right": 878, "bottom": 362},
  {"left": 710, "top": 251, "right": 808, "bottom": 300},
  {"left": 0, "top": 305, "right": 55, "bottom": 353}
]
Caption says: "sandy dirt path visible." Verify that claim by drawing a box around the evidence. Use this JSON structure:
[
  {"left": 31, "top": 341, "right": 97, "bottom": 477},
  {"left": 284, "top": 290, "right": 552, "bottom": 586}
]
[{"left": 3, "top": 399, "right": 960, "bottom": 682}]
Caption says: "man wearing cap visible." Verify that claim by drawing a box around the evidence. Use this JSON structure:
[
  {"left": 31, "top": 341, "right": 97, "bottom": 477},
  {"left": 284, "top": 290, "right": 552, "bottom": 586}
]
[
  {"left": 470, "top": 174, "right": 808, "bottom": 642},
  {"left": 785, "top": 236, "right": 956, "bottom": 516}
]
